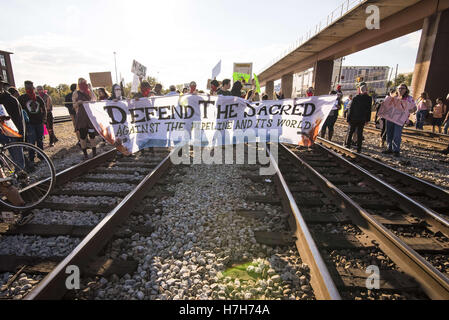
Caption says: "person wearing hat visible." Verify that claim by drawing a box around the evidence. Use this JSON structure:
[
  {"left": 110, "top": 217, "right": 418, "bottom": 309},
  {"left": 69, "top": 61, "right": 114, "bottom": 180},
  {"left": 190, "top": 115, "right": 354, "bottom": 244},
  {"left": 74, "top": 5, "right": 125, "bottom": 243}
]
[
  {"left": 345, "top": 83, "right": 373, "bottom": 153},
  {"left": 18, "top": 80, "right": 47, "bottom": 166},
  {"left": 0, "top": 76, "right": 26, "bottom": 169}
]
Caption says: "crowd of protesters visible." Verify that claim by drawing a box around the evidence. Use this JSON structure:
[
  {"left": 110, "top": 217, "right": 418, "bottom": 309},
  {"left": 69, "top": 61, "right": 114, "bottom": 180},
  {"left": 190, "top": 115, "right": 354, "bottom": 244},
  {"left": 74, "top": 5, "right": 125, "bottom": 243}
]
[
  {"left": 336, "top": 81, "right": 449, "bottom": 156},
  {"left": 1, "top": 72, "right": 449, "bottom": 172}
]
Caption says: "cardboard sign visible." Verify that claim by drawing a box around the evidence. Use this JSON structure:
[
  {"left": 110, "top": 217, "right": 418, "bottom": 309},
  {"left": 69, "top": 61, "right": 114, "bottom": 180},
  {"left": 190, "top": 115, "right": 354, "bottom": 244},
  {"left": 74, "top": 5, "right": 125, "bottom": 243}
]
[
  {"left": 131, "top": 60, "right": 147, "bottom": 78},
  {"left": 212, "top": 60, "right": 221, "bottom": 79},
  {"left": 89, "top": 72, "right": 113, "bottom": 88}
]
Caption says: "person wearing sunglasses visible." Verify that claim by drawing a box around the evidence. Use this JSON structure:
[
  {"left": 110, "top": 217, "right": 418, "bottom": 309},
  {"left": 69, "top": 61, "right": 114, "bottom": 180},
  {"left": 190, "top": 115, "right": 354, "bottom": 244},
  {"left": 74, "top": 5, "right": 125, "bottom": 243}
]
[{"left": 382, "top": 83, "right": 417, "bottom": 157}]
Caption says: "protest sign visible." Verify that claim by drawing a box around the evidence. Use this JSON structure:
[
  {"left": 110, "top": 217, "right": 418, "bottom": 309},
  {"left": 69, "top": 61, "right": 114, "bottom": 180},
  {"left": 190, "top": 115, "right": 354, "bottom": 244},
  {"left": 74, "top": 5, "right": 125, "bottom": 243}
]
[
  {"left": 131, "top": 60, "right": 147, "bottom": 78},
  {"left": 233, "top": 72, "right": 251, "bottom": 84},
  {"left": 83, "top": 95, "right": 335, "bottom": 155},
  {"left": 212, "top": 60, "right": 221, "bottom": 79},
  {"left": 89, "top": 72, "right": 113, "bottom": 88},
  {"left": 377, "top": 96, "right": 416, "bottom": 126},
  {"left": 254, "top": 74, "right": 261, "bottom": 93},
  {"left": 131, "top": 74, "right": 140, "bottom": 93}
]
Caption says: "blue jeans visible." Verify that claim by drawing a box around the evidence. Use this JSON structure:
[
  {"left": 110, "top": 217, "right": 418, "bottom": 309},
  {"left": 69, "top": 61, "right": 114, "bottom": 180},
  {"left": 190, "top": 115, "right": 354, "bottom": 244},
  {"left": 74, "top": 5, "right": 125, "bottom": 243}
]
[
  {"left": 416, "top": 110, "right": 428, "bottom": 130},
  {"left": 0, "top": 135, "right": 25, "bottom": 169},
  {"left": 386, "top": 120, "right": 403, "bottom": 153},
  {"left": 26, "top": 123, "right": 44, "bottom": 161},
  {"left": 444, "top": 121, "right": 449, "bottom": 135}
]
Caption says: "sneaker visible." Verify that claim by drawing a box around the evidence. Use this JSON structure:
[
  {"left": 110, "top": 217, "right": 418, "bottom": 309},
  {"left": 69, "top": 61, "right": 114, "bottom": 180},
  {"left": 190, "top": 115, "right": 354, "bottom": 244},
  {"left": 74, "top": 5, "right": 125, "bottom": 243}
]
[
  {"left": 393, "top": 152, "right": 400, "bottom": 157},
  {"left": 382, "top": 150, "right": 393, "bottom": 154},
  {"left": 16, "top": 213, "right": 34, "bottom": 226}
]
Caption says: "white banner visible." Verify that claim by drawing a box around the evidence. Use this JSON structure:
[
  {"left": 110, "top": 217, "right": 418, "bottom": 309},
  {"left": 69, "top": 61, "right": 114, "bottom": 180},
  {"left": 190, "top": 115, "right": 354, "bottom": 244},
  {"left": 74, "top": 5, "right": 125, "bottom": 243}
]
[{"left": 83, "top": 95, "right": 336, "bottom": 155}]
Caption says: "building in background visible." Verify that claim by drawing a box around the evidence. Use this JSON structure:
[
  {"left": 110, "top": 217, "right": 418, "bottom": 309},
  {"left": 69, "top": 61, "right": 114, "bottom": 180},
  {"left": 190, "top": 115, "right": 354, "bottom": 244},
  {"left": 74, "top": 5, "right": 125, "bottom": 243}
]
[
  {"left": 292, "top": 63, "right": 390, "bottom": 97},
  {"left": 339, "top": 66, "right": 390, "bottom": 96},
  {"left": 0, "top": 50, "right": 15, "bottom": 87},
  {"left": 292, "top": 68, "right": 314, "bottom": 97}
]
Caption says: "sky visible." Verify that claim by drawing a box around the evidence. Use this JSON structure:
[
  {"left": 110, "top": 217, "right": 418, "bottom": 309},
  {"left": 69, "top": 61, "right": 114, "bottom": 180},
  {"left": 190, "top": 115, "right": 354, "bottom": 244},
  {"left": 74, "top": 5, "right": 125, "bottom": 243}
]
[{"left": 0, "top": 0, "right": 421, "bottom": 90}]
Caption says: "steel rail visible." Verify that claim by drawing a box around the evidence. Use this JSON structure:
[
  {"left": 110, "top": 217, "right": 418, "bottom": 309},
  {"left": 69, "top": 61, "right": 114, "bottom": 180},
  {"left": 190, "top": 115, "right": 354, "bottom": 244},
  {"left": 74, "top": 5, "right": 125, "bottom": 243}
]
[
  {"left": 313, "top": 139, "right": 449, "bottom": 237},
  {"left": 26, "top": 147, "right": 176, "bottom": 300},
  {"left": 317, "top": 137, "right": 449, "bottom": 200},
  {"left": 267, "top": 145, "right": 341, "bottom": 300},
  {"left": 280, "top": 143, "right": 449, "bottom": 300},
  {"left": 0, "top": 149, "right": 117, "bottom": 211},
  {"left": 399, "top": 127, "right": 449, "bottom": 142},
  {"left": 335, "top": 121, "right": 448, "bottom": 149}
]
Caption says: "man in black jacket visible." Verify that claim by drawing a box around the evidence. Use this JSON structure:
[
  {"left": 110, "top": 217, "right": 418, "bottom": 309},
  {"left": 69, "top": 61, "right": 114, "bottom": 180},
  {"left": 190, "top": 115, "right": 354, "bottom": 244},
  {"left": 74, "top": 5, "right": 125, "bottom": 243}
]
[
  {"left": 345, "top": 83, "right": 372, "bottom": 153},
  {"left": 18, "top": 80, "right": 47, "bottom": 163}
]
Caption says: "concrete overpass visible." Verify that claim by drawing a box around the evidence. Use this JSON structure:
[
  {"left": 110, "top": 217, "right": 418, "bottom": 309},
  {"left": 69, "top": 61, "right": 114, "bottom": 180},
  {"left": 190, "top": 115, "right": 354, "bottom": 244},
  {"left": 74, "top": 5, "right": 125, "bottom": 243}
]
[{"left": 259, "top": 0, "right": 449, "bottom": 101}]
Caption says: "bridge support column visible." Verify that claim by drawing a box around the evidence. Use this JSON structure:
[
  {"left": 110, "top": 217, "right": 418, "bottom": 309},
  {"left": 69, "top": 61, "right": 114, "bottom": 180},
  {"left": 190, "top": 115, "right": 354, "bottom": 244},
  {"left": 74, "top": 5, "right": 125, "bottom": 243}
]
[
  {"left": 266, "top": 80, "right": 274, "bottom": 100},
  {"left": 411, "top": 9, "right": 449, "bottom": 100},
  {"left": 313, "top": 60, "right": 334, "bottom": 96},
  {"left": 281, "top": 73, "right": 293, "bottom": 99}
]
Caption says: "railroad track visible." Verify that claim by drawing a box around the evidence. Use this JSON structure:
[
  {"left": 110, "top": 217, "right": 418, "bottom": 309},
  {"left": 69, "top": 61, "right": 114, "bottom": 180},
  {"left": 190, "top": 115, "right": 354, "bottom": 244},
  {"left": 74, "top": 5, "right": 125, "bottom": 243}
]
[
  {"left": 3, "top": 142, "right": 448, "bottom": 300},
  {"left": 269, "top": 142, "right": 449, "bottom": 299},
  {"left": 0, "top": 147, "right": 174, "bottom": 300},
  {"left": 335, "top": 120, "right": 449, "bottom": 150},
  {"left": 54, "top": 115, "right": 73, "bottom": 124}
]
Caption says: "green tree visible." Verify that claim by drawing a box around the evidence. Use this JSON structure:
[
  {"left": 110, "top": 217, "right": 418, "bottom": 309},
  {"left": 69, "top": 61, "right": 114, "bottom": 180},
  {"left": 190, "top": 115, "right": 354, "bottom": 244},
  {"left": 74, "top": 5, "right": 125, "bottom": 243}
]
[{"left": 393, "top": 73, "right": 413, "bottom": 87}]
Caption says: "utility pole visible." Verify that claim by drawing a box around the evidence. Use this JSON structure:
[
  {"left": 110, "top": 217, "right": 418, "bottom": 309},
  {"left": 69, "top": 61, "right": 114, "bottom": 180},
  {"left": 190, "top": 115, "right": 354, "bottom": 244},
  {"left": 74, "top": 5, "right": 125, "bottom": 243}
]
[
  {"left": 114, "top": 52, "right": 118, "bottom": 84},
  {"left": 337, "top": 57, "right": 344, "bottom": 88},
  {"left": 394, "top": 64, "right": 398, "bottom": 86}
]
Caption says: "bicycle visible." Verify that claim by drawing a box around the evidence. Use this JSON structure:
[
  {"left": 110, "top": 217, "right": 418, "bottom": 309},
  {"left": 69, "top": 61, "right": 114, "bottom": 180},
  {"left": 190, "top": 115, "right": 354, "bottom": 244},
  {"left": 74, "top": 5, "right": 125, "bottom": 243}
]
[{"left": 0, "top": 120, "right": 56, "bottom": 213}]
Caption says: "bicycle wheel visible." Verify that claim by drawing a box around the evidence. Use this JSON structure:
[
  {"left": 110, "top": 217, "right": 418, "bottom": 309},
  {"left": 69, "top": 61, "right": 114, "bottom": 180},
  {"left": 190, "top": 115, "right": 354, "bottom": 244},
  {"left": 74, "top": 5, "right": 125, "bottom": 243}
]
[{"left": 0, "top": 142, "right": 56, "bottom": 211}]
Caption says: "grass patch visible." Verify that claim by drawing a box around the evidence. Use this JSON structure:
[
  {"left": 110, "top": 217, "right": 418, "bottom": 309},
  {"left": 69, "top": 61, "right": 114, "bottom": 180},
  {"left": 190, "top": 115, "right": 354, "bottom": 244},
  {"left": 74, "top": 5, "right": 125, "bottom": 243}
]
[{"left": 222, "top": 261, "right": 270, "bottom": 281}]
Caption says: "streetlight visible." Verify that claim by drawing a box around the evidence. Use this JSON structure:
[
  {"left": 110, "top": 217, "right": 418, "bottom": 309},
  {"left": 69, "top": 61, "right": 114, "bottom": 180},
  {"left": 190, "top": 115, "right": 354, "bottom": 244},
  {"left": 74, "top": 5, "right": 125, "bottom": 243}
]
[{"left": 113, "top": 52, "right": 118, "bottom": 84}]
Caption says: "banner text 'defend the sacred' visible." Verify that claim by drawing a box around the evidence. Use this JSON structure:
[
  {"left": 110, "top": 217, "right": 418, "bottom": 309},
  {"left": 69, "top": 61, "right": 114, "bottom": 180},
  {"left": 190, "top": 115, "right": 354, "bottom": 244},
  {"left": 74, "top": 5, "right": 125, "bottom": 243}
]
[{"left": 83, "top": 95, "right": 336, "bottom": 155}]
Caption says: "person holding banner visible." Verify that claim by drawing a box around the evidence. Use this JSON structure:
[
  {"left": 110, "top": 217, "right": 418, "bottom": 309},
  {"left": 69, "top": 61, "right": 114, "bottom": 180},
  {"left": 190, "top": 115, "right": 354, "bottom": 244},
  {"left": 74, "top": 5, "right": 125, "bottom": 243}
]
[
  {"left": 379, "top": 84, "right": 417, "bottom": 157},
  {"left": 321, "top": 91, "right": 342, "bottom": 141},
  {"left": 231, "top": 81, "right": 243, "bottom": 97},
  {"left": 72, "top": 78, "right": 98, "bottom": 160},
  {"left": 217, "top": 79, "right": 232, "bottom": 96},
  {"left": 306, "top": 87, "right": 314, "bottom": 97},
  {"left": 109, "top": 84, "right": 124, "bottom": 101},
  {"left": 134, "top": 81, "right": 153, "bottom": 99},
  {"left": 210, "top": 80, "right": 219, "bottom": 96},
  {"left": 98, "top": 88, "right": 110, "bottom": 101},
  {"left": 189, "top": 82, "right": 198, "bottom": 95}
]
